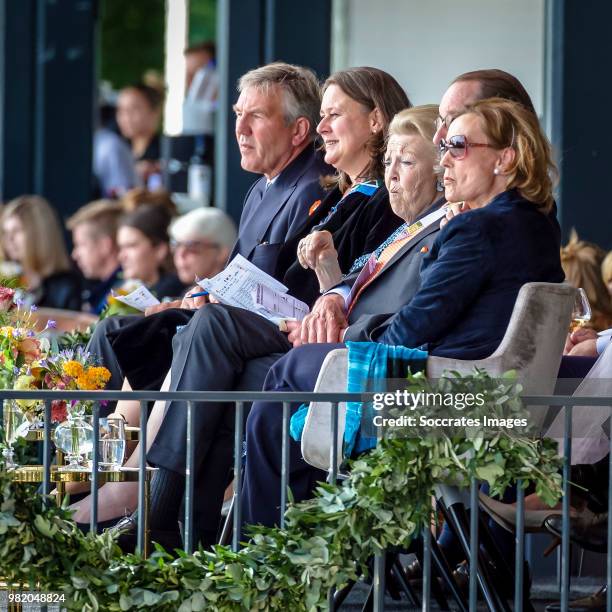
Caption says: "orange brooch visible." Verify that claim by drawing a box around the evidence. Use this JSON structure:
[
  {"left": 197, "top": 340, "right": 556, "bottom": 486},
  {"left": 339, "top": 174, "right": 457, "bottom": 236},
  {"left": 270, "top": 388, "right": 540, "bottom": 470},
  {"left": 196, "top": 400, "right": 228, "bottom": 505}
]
[
  {"left": 309, "top": 199, "right": 322, "bottom": 216},
  {"left": 420, "top": 246, "right": 429, "bottom": 253}
]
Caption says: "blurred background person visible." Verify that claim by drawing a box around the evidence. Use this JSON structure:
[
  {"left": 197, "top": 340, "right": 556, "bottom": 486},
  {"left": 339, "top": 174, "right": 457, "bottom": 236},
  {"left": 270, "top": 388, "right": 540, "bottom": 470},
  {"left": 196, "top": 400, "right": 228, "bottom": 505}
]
[
  {"left": 94, "top": 102, "right": 137, "bottom": 198},
  {"left": 561, "top": 230, "right": 612, "bottom": 330},
  {"left": 1, "top": 195, "right": 81, "bottom": 310},
  {"left": 182, "top": 41, "right": 218, "bottom": 136},
  {"left": 116, "top": 83, "right": 163, "bottom": 188},
  {"left": 169, "top": 207, "right": 235, "bottom": 285},
  {"left": 602, "top": 250, "right": 612, "bottom": 298},
  {"left": 116, "top": 202, "right": 185, "bottom": 299},
  {"left": 67, "top": 199, "right": 124, "bottom": 314}
]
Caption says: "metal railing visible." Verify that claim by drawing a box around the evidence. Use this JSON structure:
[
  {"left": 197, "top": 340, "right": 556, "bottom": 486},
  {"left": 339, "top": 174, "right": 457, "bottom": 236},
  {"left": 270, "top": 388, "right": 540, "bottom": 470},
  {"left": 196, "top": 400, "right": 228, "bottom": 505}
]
[{"left": 0, "top": 389, "right": 611, "bottom": 611}]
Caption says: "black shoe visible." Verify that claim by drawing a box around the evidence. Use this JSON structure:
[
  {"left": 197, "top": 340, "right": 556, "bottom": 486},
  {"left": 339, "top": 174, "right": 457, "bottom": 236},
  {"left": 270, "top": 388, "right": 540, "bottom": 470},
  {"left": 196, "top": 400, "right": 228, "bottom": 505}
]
[
  {"left": 545, "top": 585, "right": 607, "bottom": 611},
  {"left": 75, "top": 517, "right": 123, "bottom": 534},
  {"left": 545, "top": 512, "right": 608, "bottom": 553},
  {"left": 109, "top": 515, "right": 183, "bottom": 553}
]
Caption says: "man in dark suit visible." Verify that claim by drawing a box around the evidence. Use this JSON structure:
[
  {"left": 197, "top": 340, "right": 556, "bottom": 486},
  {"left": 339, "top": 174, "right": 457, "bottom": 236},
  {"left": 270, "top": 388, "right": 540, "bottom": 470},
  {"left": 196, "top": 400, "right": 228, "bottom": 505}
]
[
  {"left": 143, "top": 198, "right": 443, "bottom": 545},
  {"left": 86, "top": 62, "right": 330, "bottom": 398}
]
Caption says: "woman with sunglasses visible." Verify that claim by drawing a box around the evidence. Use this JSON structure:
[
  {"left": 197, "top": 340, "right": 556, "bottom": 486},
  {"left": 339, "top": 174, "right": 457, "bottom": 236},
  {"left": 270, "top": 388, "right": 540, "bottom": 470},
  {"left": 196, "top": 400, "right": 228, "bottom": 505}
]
[{"left": 242, "top": 97, "right": 565, "bottom": 528}]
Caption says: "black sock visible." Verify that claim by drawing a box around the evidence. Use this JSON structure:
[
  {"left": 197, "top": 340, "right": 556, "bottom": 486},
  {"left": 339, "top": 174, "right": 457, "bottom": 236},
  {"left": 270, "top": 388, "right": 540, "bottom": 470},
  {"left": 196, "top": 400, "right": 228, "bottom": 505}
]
[{"left": 148, "top": 468, "right": 185, "bottom": 531}]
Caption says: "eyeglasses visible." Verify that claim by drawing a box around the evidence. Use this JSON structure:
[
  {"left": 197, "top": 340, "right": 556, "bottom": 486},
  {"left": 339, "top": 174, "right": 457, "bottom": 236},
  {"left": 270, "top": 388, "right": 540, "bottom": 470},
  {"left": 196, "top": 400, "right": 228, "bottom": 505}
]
[
  {"left": 170, "top": 239, "right": 220, "bottom": 254},
  {"left": 434, "top": 114, "right": 455, "bottom": 132},
  {"left": 438, "top": 135, "right": 494, "bottom": 160}
]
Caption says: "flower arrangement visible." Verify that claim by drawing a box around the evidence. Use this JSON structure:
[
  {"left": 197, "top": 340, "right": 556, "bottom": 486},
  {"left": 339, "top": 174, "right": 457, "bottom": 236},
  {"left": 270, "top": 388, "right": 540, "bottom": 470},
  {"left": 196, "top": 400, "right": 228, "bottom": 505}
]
[
  {"left": 13, "top": 347, "right": 111, "bottom": 424},
  {"left": 0, "top": 289, "right": 52, "bottom": 389}
]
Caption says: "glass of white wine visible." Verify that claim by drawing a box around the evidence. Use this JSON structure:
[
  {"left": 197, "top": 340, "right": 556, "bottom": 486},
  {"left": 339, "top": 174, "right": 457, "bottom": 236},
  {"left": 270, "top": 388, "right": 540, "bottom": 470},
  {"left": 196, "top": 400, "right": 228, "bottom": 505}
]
[{"left": 570, "top": 287, "right": 592, "bottom": 332}]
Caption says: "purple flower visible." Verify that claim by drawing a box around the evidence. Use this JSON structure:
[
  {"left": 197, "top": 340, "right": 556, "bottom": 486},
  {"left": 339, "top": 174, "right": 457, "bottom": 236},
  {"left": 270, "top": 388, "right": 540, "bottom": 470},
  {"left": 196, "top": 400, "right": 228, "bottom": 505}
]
[
  {"left": 26, "top": 330, "right": 35, "bottom": 338},
  {"left": 30, "top": 305, "right": 38, "bottom": 312},
  {"left": 45, "top": 320, "right": 57, "bottom": 329},
  {"left": 15, "top": 298, "right": 24, "bottom": 307},
  {"left": 13, "top": 367, "right": 19, "bottom": 376}
]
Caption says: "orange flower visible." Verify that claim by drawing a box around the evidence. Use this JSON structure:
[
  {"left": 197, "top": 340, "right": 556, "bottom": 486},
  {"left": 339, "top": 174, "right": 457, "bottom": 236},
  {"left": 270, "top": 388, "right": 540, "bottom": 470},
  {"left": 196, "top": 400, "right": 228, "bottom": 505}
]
[{"left": 18, "top": 337, "right": 41, "bottom": 363}]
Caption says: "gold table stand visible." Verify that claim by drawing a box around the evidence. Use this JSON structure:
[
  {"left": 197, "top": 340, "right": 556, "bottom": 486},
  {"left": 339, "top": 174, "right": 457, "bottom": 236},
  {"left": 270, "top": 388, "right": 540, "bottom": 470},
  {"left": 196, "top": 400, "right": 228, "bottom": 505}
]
[{"left": 9, "top": 464, "right": 155, "bottom": 558}]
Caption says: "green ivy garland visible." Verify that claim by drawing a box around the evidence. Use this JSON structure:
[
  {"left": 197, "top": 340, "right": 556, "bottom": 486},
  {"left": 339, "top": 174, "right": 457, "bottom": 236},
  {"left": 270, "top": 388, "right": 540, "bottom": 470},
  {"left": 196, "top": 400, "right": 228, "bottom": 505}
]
[{"left": 0, "top": 370, "right": 562, "bottom": 611}]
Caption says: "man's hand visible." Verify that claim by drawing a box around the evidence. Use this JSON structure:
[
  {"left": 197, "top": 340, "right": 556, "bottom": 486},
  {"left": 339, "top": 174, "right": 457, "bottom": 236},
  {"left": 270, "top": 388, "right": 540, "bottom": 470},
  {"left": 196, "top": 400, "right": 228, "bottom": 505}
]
[
  {"left": 298, "top": 293, "right": 348, "bottom": 346},
  {"left": 145, "top": 300, "right": 182, "bottom": 316},
  {"left": 440, "top": 202, "right": 469, "bottom": 229},
  {"left": 563, "top": 327, "right": 598, "bottom": 355},
  {"left": 568, "top": 339, "right": 598, "bottom": 357},
  {"left": 179, "top": 285, "right": 210, "bottom": 310}
]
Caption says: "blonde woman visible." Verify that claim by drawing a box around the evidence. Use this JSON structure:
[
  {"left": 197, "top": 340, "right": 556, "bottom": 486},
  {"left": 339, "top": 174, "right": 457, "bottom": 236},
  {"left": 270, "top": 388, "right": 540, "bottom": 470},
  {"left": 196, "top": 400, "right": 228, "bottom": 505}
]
[{"left": 2, "top": 195, "right": 81, "bottom": 310}]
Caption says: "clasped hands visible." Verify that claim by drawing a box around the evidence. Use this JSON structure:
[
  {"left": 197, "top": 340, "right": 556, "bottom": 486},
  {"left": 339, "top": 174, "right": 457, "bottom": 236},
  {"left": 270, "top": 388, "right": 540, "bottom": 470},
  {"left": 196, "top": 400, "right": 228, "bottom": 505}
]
[{"left": 284, "top": 293, "right": 348, "bottom": 347}]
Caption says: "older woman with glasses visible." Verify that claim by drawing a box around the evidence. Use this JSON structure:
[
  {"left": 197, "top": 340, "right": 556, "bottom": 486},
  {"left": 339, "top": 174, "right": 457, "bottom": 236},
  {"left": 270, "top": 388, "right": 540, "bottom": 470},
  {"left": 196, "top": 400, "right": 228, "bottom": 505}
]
[{"left": 242, "top": 97, "right": 566, "bottom": 528}]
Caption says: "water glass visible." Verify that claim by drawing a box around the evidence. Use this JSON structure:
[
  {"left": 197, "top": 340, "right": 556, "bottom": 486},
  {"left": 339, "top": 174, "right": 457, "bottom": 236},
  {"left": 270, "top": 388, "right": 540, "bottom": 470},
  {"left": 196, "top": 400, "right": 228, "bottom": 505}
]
[{"left": 98, "top": 417, "right": 126, "bottom": 471}]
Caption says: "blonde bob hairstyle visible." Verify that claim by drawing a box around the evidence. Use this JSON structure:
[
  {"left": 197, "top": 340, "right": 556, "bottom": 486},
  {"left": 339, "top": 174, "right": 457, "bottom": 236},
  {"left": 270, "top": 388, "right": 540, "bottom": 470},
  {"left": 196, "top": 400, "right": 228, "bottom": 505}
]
[
  {"left": 458, "top": 97, "right": 557, "bottom": 212},
  {"left": 1, "top": 195, "right": 72, "bottom": 278},
  {"left": 387, "top": 105, "right": 440, "bottom": 177}
]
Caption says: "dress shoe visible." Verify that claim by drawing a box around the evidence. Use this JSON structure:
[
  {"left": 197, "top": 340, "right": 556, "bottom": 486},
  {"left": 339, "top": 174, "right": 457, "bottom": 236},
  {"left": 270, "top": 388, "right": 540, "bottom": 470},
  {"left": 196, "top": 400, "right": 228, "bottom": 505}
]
[
  {"left": 545, "top": 512, "right": 608, "bottom": 553},
  {"left": 110, "top": 515, "right": 183, "bottom": 553},
  {"left": 479, "top": 492, "right": 572, "bottom": 533},
  {"left": 545, "top": 585, "right": 607, "bottom": 611}
]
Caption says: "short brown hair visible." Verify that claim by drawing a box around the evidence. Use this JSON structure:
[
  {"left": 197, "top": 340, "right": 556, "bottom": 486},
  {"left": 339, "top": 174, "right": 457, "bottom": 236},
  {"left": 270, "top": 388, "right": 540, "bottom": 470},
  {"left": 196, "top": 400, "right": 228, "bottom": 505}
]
[
  {"left": 120, "top": 188, "right": 177, "bottom": 217},
  {"left": 323, "top": 67, "right": 411, "bottom": 191},
  {"left": 185, "top": 41, "right": 215, "bottom": 61},
  {"left": 459, "top": 98, "right": 556, "bottom": 211},
  {"left": 66, "top": 199, "right": 123, "bottom": 240},
  {"left": 452, "top": 69, "right": 536, "bottom": 115},
  {"left": 238, "top": 62, "right": 321, "bottom": 139}
]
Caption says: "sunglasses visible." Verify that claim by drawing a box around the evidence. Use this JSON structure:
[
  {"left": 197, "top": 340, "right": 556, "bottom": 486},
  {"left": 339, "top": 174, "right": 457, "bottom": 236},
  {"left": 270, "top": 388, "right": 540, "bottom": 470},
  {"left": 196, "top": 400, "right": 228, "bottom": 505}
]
[
  {"left": 438, "top": 135, "right": 494, "bottom": 160},
  {"left": 170, "top": 239, "right": 220, "bottom": 254}
]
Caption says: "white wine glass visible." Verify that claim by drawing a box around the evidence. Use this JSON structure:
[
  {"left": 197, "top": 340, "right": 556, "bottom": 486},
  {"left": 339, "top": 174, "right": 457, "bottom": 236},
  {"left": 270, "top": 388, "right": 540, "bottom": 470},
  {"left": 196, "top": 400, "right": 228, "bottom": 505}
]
[{"left": 570, "top": 287, "right": 592, "bottom": 332}]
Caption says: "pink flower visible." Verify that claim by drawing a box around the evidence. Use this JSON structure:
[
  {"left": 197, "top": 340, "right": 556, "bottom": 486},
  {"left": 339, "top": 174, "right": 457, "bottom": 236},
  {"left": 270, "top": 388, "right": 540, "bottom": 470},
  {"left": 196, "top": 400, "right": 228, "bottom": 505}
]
[
  {"left": 51, "top": 400, "right": 68, "bottom": 424},
  {"left": 0, "top": 287, "right": 15, "bottom": 312}
]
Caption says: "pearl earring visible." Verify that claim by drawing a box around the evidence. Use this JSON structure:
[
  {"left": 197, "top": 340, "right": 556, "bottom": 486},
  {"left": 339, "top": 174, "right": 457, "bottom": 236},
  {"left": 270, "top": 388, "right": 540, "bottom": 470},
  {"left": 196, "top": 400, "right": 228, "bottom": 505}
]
[
  {"left": 493, "top": 168, "right": 500, "bottom": 175},
  {"left": 436, "top": 179, "right": 444, "bottom": 192}
]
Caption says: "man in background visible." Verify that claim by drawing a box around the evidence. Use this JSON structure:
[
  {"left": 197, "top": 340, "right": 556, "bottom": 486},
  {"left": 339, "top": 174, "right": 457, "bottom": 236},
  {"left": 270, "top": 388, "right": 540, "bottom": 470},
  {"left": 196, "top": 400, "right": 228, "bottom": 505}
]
[{"left": 67, "top": 200, "right": 124, "bottom": 314}]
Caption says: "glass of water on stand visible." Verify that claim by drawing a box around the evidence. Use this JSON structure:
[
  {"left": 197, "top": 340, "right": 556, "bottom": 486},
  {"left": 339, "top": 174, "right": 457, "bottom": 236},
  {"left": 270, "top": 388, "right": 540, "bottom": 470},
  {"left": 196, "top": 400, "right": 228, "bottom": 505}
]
[{"left": 98, "top": 418, "right": 126, "bottom": 471}]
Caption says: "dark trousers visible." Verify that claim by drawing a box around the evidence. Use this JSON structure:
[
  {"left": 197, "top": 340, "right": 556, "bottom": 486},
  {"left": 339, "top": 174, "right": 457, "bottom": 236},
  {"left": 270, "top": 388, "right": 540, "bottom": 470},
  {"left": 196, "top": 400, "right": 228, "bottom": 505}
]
[
  {"left": 146, "top": 304, "right": 293, "bottom": 539},
  {"left": 242, "top": 343, "right": 342, "bottom": 529}
]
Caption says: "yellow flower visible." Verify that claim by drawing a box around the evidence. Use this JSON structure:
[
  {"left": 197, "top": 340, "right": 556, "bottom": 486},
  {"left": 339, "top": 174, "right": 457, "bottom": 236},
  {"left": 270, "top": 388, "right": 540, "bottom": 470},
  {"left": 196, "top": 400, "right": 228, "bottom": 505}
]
[
  {"left": 14, "top": 374, "right": 38, "bottom": 408},
  {"left": 0, "top": 326, "right": 15, "bottom": 338},
  {"left": 75, "top": 366, "right": 111, "bottom": 390},
  {"left": 62, "top": 360, "right": 84, "bottom": 378}
]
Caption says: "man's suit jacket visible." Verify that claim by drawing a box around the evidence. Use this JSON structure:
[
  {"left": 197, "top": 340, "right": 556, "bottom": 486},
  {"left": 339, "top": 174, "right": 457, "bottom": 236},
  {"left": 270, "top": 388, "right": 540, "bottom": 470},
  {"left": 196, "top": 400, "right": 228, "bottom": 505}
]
[
  {"left": 371, "top": 189, "right": 565, "bottom": 359},
  {"left": 228, "top": 144, "right": 331, "bottom": 277},
  {"left": 344, "top": 200, "right": 444, "bottom": 341}
]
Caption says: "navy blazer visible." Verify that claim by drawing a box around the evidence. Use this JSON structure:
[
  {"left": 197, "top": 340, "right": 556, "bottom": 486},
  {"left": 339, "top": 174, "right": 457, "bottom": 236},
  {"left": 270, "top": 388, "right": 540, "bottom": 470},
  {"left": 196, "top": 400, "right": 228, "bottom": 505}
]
[
  {"left": 375, "top": 189, "right": 565, "bottom": 359},
  {"left": 228, "top": 144, "right": 331, "bottom": 277}
]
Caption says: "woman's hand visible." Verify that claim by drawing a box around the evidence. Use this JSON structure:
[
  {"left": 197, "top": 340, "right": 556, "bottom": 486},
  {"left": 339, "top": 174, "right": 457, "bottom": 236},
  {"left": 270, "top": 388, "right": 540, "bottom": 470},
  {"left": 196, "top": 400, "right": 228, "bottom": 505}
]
[
  {"left": 298, "top": 231, "right": 343, "bottom": 291},
  {"left": 440, "top": 202, "right": 469, "bottom": 229},
  {"left": 297, "top": 231, "right": 337, "bottom": 269},
  {"left": 299, "top": 294, "right": 348, "bottom": 346}
]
